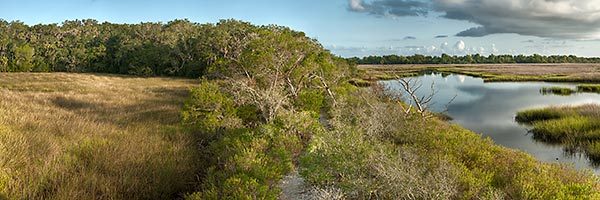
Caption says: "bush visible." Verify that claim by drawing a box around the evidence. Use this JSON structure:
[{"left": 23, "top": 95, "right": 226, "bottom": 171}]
[
  {"left": 181, "top": 80, "right": 240, "bottom": 133},
  {"left": 190, "top": 127, "right": 290, "bottom": 199},
  {"left": 294, "top": 89, "right": 325, "bottom": 114},
  {"left": 235, "top": 104, "right": 264, "bottom": 127},
  {"left": 187, "top": 111, "right": 322, "bottom": 199}
]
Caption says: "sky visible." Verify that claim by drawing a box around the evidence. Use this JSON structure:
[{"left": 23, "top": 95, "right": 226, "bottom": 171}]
[{"left": 1, "top": 0, "right": 600, "bottom": 57}]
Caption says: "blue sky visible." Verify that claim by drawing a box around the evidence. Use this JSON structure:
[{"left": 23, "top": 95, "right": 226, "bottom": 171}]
[{"left": 1, "top": 0, "right": 600, "bottom": 57}]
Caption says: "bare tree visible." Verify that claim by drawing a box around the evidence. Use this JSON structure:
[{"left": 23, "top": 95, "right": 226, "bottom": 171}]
[
  {"left": 396, "top": 77, "right": 435, "bottom": 117},
  {"left": 395, "top": 76, "right": 456, "bottom": 119}
]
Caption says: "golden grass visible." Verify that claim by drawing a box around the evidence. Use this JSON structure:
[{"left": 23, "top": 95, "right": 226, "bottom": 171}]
[
  {"left": 358, "top": 64, "right": 600, "bottom": 82},
  {"left": 0, "top": 73, "right": 200, "bottom": 199}
]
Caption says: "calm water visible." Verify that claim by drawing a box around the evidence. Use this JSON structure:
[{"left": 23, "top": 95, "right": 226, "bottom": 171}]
[{"left": 383, "top": 73, "right": 600, "bottom": 173}]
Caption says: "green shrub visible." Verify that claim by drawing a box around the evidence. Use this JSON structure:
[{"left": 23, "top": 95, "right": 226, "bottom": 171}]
[
  {"left": 127, "top": 65, "right": 154, "bottom": 77},
  {"left": 181, "top": 80, "right": 240, "bottom": 133},
  {"left": 295, "top": 89, "right": 325, "bottom": 114},
  {"left": 235, "top": 104, "right": 264, "bottom": 127},
  {"left": 187, "top": 110, "right": 322, "bottom": 199}
]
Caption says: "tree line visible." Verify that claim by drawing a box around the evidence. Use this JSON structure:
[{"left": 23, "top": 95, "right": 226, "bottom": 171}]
[
  {"left": 349, "top": 54, "right": 600, "bottom": 65},
  {"left": 1, "top": 19, "right": 335, "bottom": 78}
]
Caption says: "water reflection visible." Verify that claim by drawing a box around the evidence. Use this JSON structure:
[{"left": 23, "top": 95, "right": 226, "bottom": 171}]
[{"left": 383, "top": 73, "right": 600, "bottom": 173}]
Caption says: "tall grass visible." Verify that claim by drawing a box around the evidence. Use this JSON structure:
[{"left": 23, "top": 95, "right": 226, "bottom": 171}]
[
  {"left": 531, "top": 116, "right": 600, "bottom": 141},
  {"left": 516, "top": 104, "right": 600, "bottom": 162},
  {"left": 0, "top": 73, "right": 200, "bottom": 199},
  {"left": 577, "top": 84, "right": 600, "bottom": 93},
  {"left": 540, "top": 87, "right": 576, "bottom": 96},
  {"left": 515, "top": 107, "right": 574, "bottom": 123}
]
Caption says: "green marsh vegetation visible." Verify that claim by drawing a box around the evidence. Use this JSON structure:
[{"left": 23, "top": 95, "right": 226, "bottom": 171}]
[
  {"left": 516, "top": 105, "right": 600, "bottom": 162},
  {"left": 578, "top": 84, "right": 600, "bottom": 93},
  {"left": 0, "top": 19, "right": 599, "bottom": 199},
  {"left": 358, "top": 64, "right": 600, "bottom": 83},
  {"left": 540, "top": 87, "right": 576, "bottom": 96},
  {"left": 537, "top": 85, "right": 600, "bottom": 96}
]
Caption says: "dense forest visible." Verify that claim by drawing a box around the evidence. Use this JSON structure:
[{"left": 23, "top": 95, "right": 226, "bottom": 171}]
[
  {"left": 350, "top": 54, "right": 600, "bottom": 65},
  {"left": 0, "top": 18, "right": 325, "bottom": 78}
]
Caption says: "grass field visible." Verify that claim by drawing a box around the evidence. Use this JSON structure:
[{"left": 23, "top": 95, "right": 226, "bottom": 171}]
[
  {"left": 359, "top": 63, "right": 600, "bottom": 82},
  {"left": 0, "top": 73, "right": 199, "bottom": 199}
]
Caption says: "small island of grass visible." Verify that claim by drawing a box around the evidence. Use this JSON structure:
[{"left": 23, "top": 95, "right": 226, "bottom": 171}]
[
  {"left": 540, "top": 86, "right": 576, "bottom": 96},
  {"left": 577, "top": 84, "right": 600, "bottom": 94},
  {"left": 516, "top": 104, "right": 600, "bottom": 161},
  {"left": 537, "top": 85, "right": 600, "bottom": 96}
]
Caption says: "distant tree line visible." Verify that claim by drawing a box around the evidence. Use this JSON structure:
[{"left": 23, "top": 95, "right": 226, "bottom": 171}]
[
  {"left": 349, "top": 54, "right": 600, "bottom": 65},
  {"left": 0, "top": 19, "right": 334, "bottom": 78}
]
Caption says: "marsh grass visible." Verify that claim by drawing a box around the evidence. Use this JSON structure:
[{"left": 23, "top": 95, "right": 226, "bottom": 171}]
[
  {"left": 0, "top": 73, "right": 200, "bottom": 199},
  {"left": 516, "top": 104, "right": 600, "bottom": 162},
  {"left": 359, "top": 64, "right": 600, "bottom": 83},
  {"left": 578, "top": 84, "right": 600, "bottom": 93},
  {"left": 540, "top": 87, "right": 576, "bottom": 96},
  {"left": 515, "top": 108, "right": 573, "bottom": 123},
  {"left": 531, "top": 116, "right": 600, "bottom": 141}
]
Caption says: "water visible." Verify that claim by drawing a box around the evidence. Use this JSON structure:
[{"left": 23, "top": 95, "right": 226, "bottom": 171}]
[{"left": 383, "top": 73, "right": 600, "bottom": 173}]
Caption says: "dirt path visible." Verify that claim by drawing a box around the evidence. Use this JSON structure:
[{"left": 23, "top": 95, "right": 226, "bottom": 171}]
[
  {"left": 278, "top": 170, "right": 346, "bottom": 200},
  {"left": 279, "top": 170, "right": 308, "bottom": 200}
]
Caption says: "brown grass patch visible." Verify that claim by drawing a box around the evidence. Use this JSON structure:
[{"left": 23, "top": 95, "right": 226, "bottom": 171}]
[{"left": 0, "top": 73, "right": 200, "bottom": 199}]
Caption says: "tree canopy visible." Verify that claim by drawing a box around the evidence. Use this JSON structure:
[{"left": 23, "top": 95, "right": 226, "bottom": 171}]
[
  {"left": 0, "top": 19, "right": 347, "bottom": 78},
  {"left": 349, "top": 54, "right": 600, "bottom": 65}
]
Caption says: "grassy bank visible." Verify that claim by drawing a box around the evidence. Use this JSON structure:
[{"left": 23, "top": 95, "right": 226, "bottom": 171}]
[
  {"left": 358, "top": 64, "right": 600, "bottom": 83},
  {"left": 297, "top": 87, "right": 599, "bottom": 199},
  {"left": 433, "top": 67, "right": 590, "bottom": 82},
  {"left": 0, "top": 73, "right": 200, "bottom": 199},
  {"left": 516, "top": 104, "right": 600, "bottom": 161}
]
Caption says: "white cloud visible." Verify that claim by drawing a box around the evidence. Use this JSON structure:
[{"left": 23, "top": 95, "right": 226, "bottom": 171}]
[
  {"left": 349, "top": 0, "right": 365, "bottom": 11},
  {"left": 454, "top": 40, "right": 465, "bottom": 51},
  {"left": 440, "top": 42, "right": 449, "bottom": 50}
]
